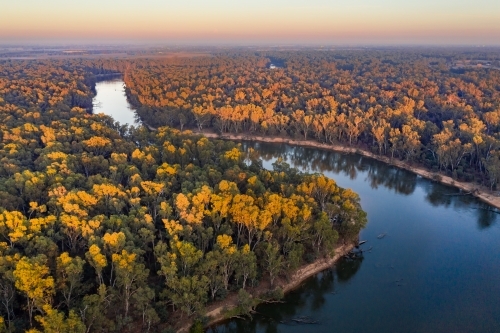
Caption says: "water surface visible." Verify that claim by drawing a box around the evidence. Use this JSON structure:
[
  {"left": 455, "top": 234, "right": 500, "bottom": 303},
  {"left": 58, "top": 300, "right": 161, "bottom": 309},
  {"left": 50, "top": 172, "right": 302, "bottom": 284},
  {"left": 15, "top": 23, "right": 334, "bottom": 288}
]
[{"left": 92, "top": 78, "right": 139, "bottom": 126}]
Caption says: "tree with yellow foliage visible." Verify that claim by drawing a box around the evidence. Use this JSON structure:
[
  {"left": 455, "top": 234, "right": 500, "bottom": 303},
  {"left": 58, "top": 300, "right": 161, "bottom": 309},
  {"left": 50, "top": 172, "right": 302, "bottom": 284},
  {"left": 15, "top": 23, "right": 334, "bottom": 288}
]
[
  {"left": 229, "top": 194, "right": 257, "bottom": 246},
  {"left": 0, "top": 211, "right": 28, "bottom": 248},
  {"left": 85, "top": 245, "right": 107, "bottom": 285},
  {"left": 82, "top": 136, "right": 112, "bottom": 155},
  {"left": 35, "top": 305, "right": 85, "bottom": 333},
  {"left": 111, "top": 249, "right": 150, "bottom": 319},
  {"left": 13, "top": 255, "right": 55, "bottom": 327}
]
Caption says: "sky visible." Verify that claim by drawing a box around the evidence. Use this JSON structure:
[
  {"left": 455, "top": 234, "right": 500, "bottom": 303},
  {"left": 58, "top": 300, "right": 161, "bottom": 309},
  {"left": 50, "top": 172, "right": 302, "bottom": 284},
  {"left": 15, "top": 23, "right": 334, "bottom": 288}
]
[{"left": 1, "top": 0, "right": 500, "bottom": 45}]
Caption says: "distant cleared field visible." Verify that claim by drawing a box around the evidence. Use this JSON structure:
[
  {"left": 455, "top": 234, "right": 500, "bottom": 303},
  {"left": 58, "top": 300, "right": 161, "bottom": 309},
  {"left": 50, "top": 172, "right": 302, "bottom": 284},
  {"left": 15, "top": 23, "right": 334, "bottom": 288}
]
[{"left": 0, "top": 47, "right": 212, "bottom": 59}]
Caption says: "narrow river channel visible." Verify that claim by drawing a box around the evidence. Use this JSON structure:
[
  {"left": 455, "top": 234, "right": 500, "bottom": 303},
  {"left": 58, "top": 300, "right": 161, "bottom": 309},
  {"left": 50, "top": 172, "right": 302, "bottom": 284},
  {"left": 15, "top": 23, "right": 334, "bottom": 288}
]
[
  {"left": 94, "top": 79, "right": 500, "bottom": 333},
  {"left": 92, "top": 77, "right": 139, "bottom": 127}
]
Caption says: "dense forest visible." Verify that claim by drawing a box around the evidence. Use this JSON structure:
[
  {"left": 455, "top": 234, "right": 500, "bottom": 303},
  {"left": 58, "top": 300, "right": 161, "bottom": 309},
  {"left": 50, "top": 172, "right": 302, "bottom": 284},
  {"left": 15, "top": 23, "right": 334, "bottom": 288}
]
[
  {"left": 117, "top": 50, "right": 500, "bottom": 190},
  {"left": 0, "top": 58, "right": 366, "bottom": 332}
]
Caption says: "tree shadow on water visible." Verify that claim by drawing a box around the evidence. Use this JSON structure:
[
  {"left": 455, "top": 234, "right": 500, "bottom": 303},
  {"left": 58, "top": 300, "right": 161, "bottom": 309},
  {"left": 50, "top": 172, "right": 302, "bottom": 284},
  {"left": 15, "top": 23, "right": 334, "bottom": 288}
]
[
  {"left": 474, "top": 203, "right": 499, "bottom": 229},
  {"left": 335, "top": 254, "right": 364, "bottom": 282},
  {"left": 425, "top": 182, "right": 499, "bottom": 230}
]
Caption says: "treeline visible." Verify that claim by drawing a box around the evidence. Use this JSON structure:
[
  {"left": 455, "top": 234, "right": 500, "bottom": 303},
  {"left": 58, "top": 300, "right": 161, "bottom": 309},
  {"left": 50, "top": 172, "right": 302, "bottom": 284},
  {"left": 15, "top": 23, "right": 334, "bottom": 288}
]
[
  {"left": 0, "top": 60, "right": 366, "bottom": 332},
  {"left": 120, "top": 50, "right": 500, "bottom": 190}
]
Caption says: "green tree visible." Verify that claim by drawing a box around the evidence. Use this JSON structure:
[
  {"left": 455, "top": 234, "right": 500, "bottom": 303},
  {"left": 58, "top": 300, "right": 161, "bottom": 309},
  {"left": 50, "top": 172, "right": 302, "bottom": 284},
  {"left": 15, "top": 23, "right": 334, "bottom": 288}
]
[
  {"left": 111, "top": 249, "right": 149, "bottom": 319},
  {"left": 167, "top": 275, "right": 209, "bottom": 317},
  {"left": 199, "top": 251, "right": 224, "bottom": 300},
  {"left": 262, "top": 241, "right": 283, "bottom": 287},
  {"left": 235, "top": 245, "right": 257, "bottom": 289},
  {"left": 56, "top": 252, "right": 84, "bottom": 309}
]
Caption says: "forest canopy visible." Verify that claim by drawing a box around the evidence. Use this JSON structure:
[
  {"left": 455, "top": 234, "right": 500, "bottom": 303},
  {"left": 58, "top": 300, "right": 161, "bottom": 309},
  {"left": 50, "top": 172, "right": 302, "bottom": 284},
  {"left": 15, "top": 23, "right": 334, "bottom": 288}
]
[
  {"left": 118, "top": 50, "right": 500, "bottom": 189},
  {"left": 0, "top": 56, "right": 366, "bottom": 332}
]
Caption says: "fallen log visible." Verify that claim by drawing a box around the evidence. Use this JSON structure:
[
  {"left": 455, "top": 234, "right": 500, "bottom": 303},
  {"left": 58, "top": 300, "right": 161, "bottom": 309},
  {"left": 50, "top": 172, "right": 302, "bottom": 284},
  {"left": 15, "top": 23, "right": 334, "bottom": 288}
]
[
  {"left": 291, "top": 317, "right": 318, "bottom": 324},
  {"left": 351, "top": 246, "right": 372, "bottom": 254},
  {"left": 471, "top": 207, "right": 500, "bottom": 215},
  {"left": 444, "top": 191, "right": 472, "bottom": 196}
]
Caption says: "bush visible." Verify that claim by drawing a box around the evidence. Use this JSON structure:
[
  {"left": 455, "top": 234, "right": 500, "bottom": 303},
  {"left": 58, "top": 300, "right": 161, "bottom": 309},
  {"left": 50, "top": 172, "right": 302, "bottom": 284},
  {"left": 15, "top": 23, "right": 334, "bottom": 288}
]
[
  {"left": 237, "top": 289, "right": 254, "bottom": 315},
  {"left": 261, "top": 288, "right": 284, "bottom": 302},
  {"left": 189, "top": 320, "right": 204, "bottom": 333},
  {"left": 432, "top": 174, "right": 442, "bottom": 182}
]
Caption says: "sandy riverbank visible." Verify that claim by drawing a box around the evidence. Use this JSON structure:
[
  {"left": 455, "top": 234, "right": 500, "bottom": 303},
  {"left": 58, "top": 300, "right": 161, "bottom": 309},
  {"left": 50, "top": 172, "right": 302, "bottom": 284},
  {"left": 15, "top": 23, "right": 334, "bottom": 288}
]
[
  {"left": 199, "top": 131, "right": 500, "bottom": 211},
  {"left": 177, "top": 243, "right": 354, "bottom": 332}
]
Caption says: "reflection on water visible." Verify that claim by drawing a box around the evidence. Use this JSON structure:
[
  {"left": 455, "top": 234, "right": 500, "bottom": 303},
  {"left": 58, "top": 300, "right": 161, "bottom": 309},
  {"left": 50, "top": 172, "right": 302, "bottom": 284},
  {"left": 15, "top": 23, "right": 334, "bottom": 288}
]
[
  {"left": 336, "top": 255, "right": 364, "bottom": 282},
  {"left": 253, "top": 143, "right": 419, "bottom": 196},
  {"left": 210, "top": 141, "right": 500, "bottom": 333},
  {"left": 476, "top": 206, "right": 500, "bottom": 229},
  {"left": 245, "top": 141, "right": 498, "bottom": 229},
  {"left": 92, "top": 78, "right": 139, "bottom": 127}
]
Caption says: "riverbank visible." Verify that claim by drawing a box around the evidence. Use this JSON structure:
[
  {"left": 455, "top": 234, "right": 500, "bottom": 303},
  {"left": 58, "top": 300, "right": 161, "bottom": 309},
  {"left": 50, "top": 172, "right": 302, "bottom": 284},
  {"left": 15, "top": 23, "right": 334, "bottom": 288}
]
[
  {"left": 197, "top": 130, "right": 500, "bottom": 211},
  {"left": 177, "top": 243, "right": 354, "bottom": 332}
]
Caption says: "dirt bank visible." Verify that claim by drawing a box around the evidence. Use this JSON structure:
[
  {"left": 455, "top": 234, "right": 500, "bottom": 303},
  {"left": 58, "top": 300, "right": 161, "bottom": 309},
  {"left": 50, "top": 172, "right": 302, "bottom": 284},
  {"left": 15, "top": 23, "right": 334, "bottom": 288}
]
[{"left": 177, "top": 243, "right": 354, "bottom": 332}]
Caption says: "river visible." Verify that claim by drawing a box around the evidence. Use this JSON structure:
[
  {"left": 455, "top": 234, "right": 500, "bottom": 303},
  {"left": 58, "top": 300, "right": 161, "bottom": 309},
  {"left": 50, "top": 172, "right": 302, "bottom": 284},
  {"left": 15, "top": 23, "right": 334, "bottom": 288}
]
[
  {"left": 94, "top": 79, "right": 500, "bottom": 333},
  {"left": 92, "top": 77, "right": 139, "bottom": 127}
]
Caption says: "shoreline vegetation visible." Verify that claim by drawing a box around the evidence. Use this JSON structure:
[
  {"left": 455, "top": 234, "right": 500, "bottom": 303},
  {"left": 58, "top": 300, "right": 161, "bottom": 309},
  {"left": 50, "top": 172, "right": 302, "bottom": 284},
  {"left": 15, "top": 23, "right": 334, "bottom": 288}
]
[
  {"left": 196, "top": 130, "right": 500, "bottom": 210},
  {"left": 164, "top": 126, "right": 497, "bottom": 331},
  {"left": 178, "top": 243, "right": 355, "bottom": 332},
  {"left": 143, "top": 119, "right": 500, "bottom": 328},
  {"left": 143, "top": 122, "right": 500, "bottom": 329}
]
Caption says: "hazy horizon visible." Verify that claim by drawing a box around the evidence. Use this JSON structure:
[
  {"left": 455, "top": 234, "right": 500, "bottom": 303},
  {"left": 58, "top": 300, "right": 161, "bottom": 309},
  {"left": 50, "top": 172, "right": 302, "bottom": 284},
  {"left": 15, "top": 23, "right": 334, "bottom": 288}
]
[{"left": 1, "top": 0, "right": 500, "bottom": 46}]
